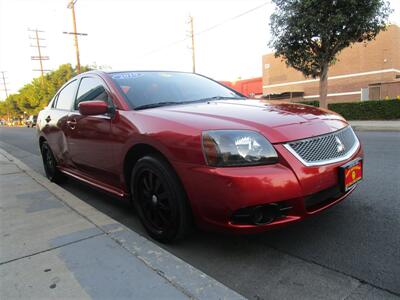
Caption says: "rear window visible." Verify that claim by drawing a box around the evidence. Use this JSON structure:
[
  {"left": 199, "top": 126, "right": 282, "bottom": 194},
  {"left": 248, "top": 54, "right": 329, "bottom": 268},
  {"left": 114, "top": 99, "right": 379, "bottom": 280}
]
[{"left": 109, "top": 71, "right": 242, "bottom": 108}]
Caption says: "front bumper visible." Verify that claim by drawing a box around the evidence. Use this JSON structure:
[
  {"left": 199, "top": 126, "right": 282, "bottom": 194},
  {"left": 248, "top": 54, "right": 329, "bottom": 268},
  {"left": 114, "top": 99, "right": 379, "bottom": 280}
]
[{"left": 174, "top": 143, "right": 363, "bottom": 234}]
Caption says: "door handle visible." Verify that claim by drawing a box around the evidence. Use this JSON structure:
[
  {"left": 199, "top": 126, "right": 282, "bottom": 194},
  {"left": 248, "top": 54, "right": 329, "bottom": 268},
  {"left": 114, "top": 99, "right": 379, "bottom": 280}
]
[
  {"left": 45, "top": 116, "right": 51, "bottom": 123},
  {"left": 67, "top": 119, "right": 77, "bottom": 129}
]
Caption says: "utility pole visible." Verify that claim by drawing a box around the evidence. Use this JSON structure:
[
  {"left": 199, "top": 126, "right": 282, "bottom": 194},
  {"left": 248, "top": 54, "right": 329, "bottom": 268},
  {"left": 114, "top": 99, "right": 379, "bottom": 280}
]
[
  {"left": 28, "top": 28, "right": 50, "bottom": 85},
  {"left": 1, "top": 71, "right": 9, "bottom": 98},
  {"left": 0, "top": 71, "right": 10, "bottom": 123},
  {"left": 188, "top": 15, "right": 196, "bottom": 73},
  {"left": 64, "top": 0, "right": 87, "bottom": 74}
]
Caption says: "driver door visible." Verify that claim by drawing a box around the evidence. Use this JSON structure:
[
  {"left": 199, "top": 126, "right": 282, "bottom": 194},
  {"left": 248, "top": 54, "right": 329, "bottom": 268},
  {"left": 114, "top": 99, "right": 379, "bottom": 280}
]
[{"left": 65, "top": 76, "right": 118, "bottom": 185}]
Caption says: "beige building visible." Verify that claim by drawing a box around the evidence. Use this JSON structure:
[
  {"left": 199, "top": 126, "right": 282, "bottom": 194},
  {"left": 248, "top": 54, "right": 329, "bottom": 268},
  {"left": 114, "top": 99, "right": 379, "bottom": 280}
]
[{"left": 262, "top": 25, "right": 400, "bottom": 103}]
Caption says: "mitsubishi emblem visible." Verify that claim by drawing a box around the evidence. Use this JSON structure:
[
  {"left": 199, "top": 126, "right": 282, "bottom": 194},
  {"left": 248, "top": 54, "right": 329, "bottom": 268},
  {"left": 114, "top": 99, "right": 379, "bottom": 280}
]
[{"left": 335, "top": 136, "right": 345, "bottom": 152}]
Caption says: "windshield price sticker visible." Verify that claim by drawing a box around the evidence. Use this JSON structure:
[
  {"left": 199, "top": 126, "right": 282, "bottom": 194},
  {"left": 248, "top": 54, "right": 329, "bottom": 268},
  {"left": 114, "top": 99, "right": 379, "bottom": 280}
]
[{"left": 111, "top": 72, "right": 143, "bottom": 80}]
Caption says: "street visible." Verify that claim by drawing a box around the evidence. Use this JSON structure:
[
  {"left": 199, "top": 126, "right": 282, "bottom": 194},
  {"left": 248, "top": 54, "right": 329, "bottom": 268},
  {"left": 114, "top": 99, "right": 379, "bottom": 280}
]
[{"left": 0, "top": 127, "right": 399, "bottom": 299}]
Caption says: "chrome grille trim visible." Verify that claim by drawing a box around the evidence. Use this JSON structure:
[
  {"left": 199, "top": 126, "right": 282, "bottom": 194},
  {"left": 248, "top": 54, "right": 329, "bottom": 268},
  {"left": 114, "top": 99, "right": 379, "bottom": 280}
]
[{"left": 283, "top": 126, "right": 360, "bottom": 166}]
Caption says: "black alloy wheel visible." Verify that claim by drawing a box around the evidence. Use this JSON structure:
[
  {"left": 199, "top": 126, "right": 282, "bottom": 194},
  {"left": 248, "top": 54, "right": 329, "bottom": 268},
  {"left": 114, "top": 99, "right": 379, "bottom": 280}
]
[
  {"left": 41, "top": 141, "right": 65, "bottom": 183},
  {"left": 131, "top": 155, "right": 192, "bottom": 243}
]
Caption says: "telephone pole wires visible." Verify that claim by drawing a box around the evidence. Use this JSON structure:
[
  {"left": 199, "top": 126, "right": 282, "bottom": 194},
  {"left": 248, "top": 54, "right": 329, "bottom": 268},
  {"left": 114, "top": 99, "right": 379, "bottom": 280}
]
[
  {"left": 188, "top": 15, "right": 196, "bottom": 73},
  {"left": 28, "top": 28, "right": 50, "bottom": 85},
  {"left": 64, "top": 0, "right": 87, "bottom": 74}
]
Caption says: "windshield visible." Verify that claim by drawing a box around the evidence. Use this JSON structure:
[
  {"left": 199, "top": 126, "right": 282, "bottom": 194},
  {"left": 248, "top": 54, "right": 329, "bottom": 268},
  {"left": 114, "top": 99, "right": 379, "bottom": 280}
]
[{"left": 109, "top": 71, "right": 244, "bottom": 109}]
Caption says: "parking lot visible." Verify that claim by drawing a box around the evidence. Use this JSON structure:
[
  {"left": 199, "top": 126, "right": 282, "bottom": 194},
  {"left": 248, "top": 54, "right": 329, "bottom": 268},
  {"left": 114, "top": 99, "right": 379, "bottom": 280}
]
[{"left": 0, "top": 127, "right": 399, "bottom": 299}]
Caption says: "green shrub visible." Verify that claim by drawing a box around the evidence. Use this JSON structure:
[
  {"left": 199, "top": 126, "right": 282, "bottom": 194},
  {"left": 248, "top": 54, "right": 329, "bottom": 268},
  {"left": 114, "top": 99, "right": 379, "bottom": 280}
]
[
  {"left": 298, "top": 100, "right": 319, "bottom": 107},
  {"left": 298, "top": 99, "right": 400, "bottom": 120}
]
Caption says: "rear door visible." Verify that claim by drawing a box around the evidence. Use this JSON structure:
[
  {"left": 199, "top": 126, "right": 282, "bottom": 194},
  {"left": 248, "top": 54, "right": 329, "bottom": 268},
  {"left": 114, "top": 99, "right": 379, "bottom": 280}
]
[
  {"left": 65, "top": 76, "right": 117, "bottom": 184},
  {"left": 42, "top": 79, "right": 78, "bottom": 166}
]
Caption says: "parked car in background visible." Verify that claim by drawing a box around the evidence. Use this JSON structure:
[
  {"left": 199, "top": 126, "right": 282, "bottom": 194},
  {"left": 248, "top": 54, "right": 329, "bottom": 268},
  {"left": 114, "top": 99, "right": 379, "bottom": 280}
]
[
  {"left": 26, "top": 115, "right": 37, "bottom": 128},
  {"left": 37, "top": 71, "right": 363, "bottom": 243}
]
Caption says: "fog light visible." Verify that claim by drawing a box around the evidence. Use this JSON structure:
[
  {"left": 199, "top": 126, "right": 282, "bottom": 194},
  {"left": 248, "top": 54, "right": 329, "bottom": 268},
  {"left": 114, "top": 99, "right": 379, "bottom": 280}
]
[
  {"left": 252, "top": 207, "right": 264, "bottom": 224},
  {"left": 251, "top": 206, "right": 276, "bottom": 225}
]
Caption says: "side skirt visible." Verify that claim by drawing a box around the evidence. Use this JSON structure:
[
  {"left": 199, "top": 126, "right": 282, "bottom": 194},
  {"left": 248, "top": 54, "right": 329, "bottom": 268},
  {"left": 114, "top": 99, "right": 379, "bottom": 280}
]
[{"left": 58, "top": 166, "right": 129, "bottom": 199}]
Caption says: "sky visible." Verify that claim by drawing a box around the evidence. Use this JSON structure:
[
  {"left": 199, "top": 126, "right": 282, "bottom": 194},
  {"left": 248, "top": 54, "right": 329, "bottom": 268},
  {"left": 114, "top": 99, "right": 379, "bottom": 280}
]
[{"left": 0, "top": 0, "right": 399, "bottom": 98}]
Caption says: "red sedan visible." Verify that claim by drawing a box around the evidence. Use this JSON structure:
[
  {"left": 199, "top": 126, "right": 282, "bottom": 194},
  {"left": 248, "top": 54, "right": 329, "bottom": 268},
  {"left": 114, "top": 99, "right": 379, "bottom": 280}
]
[{"left": 37, "top": 71, "right": 363, "bottom": 243}]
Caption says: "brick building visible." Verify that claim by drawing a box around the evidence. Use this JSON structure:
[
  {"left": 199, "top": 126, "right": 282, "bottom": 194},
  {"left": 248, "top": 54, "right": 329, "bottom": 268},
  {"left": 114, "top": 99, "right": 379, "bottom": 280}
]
[
  {"left": 262, "top": 25, "right": 400, "bottom": 103},
  {"left": 220, "top": 77, "right": 263, "bottom": 98}
]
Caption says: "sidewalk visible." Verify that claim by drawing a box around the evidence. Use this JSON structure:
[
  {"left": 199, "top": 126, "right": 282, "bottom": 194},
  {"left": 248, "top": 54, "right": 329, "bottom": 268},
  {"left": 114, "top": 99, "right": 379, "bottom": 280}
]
[
  {"left": 0, "top": 150, "right": 244, "bottom": 300},
  {"left": 349, "top": 120, "right": 400, "bottom": 131}
]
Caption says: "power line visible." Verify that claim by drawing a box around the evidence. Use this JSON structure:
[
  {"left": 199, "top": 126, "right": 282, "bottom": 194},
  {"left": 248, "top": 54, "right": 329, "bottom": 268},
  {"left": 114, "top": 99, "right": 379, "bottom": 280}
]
[
  {"left": 195, "top": 2, "right": 269, "bottom": 37},
  {"left": 141, "top": 1, "right": 270, "bottom": 57}
]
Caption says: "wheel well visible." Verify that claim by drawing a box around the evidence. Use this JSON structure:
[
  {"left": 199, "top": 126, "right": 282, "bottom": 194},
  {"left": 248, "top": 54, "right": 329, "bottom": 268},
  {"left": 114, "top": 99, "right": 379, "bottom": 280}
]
[
  {"left": 123, "top": 144, "right": 169, "bottom": 190},
  {"left": 123, "top": 143, "right": 195, "bottom": 226},
  {"left": 39, "top": 136, "right": 46, "bottom": 148}
]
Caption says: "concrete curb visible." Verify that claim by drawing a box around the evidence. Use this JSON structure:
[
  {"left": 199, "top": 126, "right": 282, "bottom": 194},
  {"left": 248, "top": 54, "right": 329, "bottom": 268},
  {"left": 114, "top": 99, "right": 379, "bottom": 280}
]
[
  {"left": 349, "top": 121, "right": 400, "bottom": 132},
  {"left": 351, "top": 126, "right": 400, "bottom": 132},
  {"left": 0, "top": 148, "right": 245, "bottom": 300}
]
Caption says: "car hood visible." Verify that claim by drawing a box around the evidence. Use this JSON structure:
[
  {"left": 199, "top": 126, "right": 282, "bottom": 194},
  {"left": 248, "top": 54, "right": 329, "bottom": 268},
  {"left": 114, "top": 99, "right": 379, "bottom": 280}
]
[{"left": 141, "top": 100, "right": 349, "bottom": 143}]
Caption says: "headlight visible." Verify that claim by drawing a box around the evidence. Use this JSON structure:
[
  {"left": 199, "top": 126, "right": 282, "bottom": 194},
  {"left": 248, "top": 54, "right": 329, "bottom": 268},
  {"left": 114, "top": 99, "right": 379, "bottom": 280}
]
[{"left": 202, "top": 130, "right": 278, "bottom": 167}]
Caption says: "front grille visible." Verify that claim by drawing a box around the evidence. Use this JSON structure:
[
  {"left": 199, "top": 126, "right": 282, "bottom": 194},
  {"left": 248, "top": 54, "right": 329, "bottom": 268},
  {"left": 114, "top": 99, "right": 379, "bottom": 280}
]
[{"left": 284, "top": 126, "right": 359, "bottom": 166}]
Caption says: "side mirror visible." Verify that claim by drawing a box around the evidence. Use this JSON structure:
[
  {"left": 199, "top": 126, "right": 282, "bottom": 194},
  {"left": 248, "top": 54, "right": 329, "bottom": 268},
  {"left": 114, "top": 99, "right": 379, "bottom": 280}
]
[{"left": 78, "top": 101, "right": 109, "bottom": 116}]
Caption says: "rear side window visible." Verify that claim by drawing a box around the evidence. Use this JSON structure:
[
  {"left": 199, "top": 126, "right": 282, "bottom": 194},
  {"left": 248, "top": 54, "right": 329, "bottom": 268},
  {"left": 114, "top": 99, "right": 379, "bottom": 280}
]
[
  {"left": 75, "top": 77, "right": 109, "bottom": 110},
  {"left": 50, "top": 95, "right": 58, "bottom": 108},
  {"left": 55, "top": 80, "right": 78, "bottom": 110}
]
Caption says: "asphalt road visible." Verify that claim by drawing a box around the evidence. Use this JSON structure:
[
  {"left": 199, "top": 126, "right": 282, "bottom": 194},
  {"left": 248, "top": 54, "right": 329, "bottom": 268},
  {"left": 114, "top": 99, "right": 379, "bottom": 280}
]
[{"left": 1, "top": 127, "right": 399, "bottom": 298}]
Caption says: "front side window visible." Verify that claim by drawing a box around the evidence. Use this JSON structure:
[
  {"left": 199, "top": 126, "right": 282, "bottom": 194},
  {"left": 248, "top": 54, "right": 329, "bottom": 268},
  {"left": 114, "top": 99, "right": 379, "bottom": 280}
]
[
  {"left": 75, "top": 77, "right": 109, "bottom": 109},
  {"left": 55, "top": 80, "right": 78, "bottom": 110},
  {"left": 109, "top": 71, "right": 244, "bottom": 109}
]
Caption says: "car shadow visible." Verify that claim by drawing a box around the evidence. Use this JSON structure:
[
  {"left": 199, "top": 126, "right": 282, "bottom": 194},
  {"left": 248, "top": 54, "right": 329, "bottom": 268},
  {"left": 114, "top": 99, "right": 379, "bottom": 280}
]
[{"left": 59, "top": 174, "right": 351, "bottom": 258}]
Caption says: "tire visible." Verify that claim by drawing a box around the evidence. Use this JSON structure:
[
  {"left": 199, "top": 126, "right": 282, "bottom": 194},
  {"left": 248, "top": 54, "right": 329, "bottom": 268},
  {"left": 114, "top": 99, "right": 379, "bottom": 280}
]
[
  {"left": 40, "top": 141, "right": 65, "bottom": 183},
  {"left": 131, "top": 155, "right": 192, "bottom": 243}
]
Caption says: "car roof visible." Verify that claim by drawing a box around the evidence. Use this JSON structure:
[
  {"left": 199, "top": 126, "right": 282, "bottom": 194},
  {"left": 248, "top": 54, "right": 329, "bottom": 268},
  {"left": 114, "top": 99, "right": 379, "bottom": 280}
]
[
  {"left": 77, "top": 70, "right": 198, "bottom": 79},
  {"left": 105, "top": 70, "right": 194, "bottom": 75}
]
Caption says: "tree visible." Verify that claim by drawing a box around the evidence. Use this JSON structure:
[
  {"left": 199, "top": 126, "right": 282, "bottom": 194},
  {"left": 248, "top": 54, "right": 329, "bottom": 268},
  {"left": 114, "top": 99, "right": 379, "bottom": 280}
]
[
  {"left": 0, "top": 63, "right": 92, "bottom": 119},
  {"left": 269, "top": 0, "right": 392, "bottom": 108},
  {"left": 0, "top": 94, "right": 21, "bottom": 121}
]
